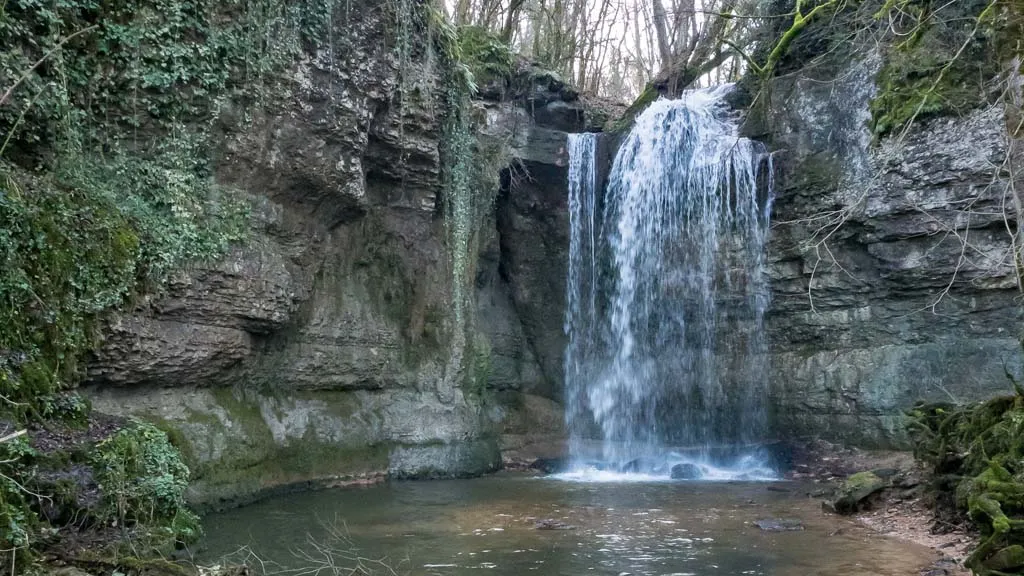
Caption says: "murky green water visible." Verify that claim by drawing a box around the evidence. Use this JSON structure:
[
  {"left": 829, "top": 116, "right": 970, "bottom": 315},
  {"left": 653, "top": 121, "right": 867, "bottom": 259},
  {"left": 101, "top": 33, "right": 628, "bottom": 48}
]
[{"left": 198, "top": 474, "right": 937, "bottom": 576}]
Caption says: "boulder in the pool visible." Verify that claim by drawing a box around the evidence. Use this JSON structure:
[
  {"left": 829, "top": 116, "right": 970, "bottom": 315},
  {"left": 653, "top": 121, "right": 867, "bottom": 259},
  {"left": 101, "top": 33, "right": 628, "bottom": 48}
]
[
  {"left": 754, "top": 518, "right": 804, "bottom": 532},
  {"left": 823, "top": 471, "right": 889, "bottom": 515},
  {"left": 619, "top": 458, "right": 642, "bottom": 473},
  {"left": 983, "top": 545, "right": 1024, "bottom": 572},
  {"left": 670, "top": 463, "right": 703, "bottom": 480}
]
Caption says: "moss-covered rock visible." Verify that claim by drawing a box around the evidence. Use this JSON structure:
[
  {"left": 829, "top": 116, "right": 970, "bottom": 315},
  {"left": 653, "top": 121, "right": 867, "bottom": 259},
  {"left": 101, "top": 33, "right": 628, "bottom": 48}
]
[
  {"left": 909, "top": 392, "right": 1024, "bottom": 574},
  {"left": 868, "top": 0, "right": 1003, "bottom": 137},
  {"left": 90, "top": 421, "right": 201, "bottom": 546},
  {"left": 984, "top": 544, "right": 1024, "bottom": 572},
  {"left": 825, "top": 471, "right": 890, "bottom": 515}
]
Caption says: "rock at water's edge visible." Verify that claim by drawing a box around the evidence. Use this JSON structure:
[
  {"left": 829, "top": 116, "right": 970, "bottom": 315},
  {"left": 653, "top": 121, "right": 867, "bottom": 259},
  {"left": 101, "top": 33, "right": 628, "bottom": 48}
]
[
  {"left": 530, "top": 457, "right": 567, "bottom": 474},
  {"left": 824, "top": 471, "right": 889, "bottom": 515},
  {"left": 535, "top": 519, "right": 576, "bottom": 530}
]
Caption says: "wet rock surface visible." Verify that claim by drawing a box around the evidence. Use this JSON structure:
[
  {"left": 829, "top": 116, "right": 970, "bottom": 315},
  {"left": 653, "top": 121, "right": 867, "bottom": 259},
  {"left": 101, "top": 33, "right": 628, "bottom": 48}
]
[
  {"left": 762, "top": 55, "right": 1023, "bottom": 446},
  {"left": 534, "top": 519, "right": 577, "bottom": 530},
  {"left": 528, "top": 457, "right": 568, "bottom": 474},
  {"left": 670, "top": 463, "right": 703, "bottom": 480}
]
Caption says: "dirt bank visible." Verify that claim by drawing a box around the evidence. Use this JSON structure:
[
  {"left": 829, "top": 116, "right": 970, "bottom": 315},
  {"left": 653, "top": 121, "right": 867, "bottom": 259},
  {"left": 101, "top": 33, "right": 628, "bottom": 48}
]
[{"left": 788, "top": 439, "right": 975, "bottom": 576}]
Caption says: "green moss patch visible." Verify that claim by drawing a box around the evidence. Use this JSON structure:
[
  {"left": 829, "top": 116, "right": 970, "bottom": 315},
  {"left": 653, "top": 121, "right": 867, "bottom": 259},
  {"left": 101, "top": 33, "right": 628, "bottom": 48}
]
[
  {"left": 869, "top": 0, "right": 1002, "bottom": 137},
  {"left": 457, "top": 25, "right": 514, "bottom": 88},
  {"left": 909, "top": 393, "right": 1024, "bottom": 574}
]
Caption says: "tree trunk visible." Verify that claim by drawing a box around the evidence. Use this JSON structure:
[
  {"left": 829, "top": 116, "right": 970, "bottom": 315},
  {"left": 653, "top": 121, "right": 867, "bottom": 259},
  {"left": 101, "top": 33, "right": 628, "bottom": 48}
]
[
  {"left": 651, "top": 0, "right": 673, "bottom": 67},
  {"left": 501, "top": 0, "right": 526, "bottom": 42}
]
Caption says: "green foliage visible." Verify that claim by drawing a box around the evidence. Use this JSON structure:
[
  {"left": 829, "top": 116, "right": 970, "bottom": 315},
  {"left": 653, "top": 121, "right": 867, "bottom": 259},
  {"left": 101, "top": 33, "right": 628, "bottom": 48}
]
[
  {"left": 0, "top": 164, "right": 138, "bottom": 419},
  {"left": 0, "top": 0, "right": 322, "bottom": 156},
  {"left": 0, "top": 0, "right": 331, "bottom": 421},
  {"left": 456, "top": 26, "right": 514, "bottom": 86},
  {"left": 39, "top": 392, "right": 91, "bottom": 423},
  {"left": 0, "top": 145, "right": 247, "bottom": 420},
  {"left": 91, "top": 421, "right": 201, "bottom": 547},
  {"left": 0, "top": 434, "right": 36, "bottom": 558},
  {"left": 56, "top": 142, "right": 250, "bottom": 281},
  {"left": 425, "top": 2, "right": 476, "bottom": 96},
  {"left": 423, "top": 0, "right": 508, "bottom": 338}
]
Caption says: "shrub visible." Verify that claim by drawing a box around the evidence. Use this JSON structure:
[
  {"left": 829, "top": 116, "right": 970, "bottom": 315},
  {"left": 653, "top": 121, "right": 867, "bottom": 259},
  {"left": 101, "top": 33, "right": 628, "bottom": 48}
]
[{"left": 90, "top": 421, "right": 201, "bottom": 547}]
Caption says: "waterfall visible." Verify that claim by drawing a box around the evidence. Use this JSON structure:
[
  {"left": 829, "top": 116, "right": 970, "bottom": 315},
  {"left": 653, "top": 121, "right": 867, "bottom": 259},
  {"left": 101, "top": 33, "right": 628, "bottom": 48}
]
[
  {"left": 565, "top": 132, "right": 600, "bottom": 462},
  {"left": 562, "top": 87, "right": 775, "bottom": 480}
]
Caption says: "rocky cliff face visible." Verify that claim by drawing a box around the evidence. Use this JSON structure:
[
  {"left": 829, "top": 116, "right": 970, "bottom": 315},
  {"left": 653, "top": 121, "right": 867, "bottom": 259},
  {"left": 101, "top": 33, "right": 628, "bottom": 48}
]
[
  {"left": 82, "top": 1, "right": 583, "bottom": 506},
  {"left": 481, "top": 49, "right": 1024, "bottom": 450},
  {"left": 762, "top": 57, "right": 1023, "bottom": 446},
  {"left": 81, "top": 2, "right": 1020, "bottom": 503}
]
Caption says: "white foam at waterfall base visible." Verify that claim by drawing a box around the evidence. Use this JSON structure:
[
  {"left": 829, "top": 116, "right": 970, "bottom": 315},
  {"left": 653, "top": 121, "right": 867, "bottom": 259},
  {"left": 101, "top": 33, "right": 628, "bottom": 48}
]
[
  {"left": 562, "top": 85, "right": 776, "bottom": 480},
  {"left": 551, "top": 455, "right": 778, "bottom": 483}
]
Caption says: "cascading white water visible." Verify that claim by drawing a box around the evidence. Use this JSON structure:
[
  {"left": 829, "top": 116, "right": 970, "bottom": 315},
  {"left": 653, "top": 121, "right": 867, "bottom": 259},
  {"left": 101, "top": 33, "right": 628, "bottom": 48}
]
[
  {"left": 564, "top": 132, "right": 600, "bottom": 462},
  {"left": 561, "top": 87, "right": 775, "bottom": 481}
]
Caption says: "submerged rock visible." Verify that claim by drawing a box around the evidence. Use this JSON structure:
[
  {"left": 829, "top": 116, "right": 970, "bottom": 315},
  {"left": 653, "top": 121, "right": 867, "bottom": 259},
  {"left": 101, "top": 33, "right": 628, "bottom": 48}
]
[
  {"left": 670, "top": 463, "right": 703, "bottom": 480},
  {"left": 619, "top": 458, "right": 643, "bottom": 473},
  {"left": 824, "top": 471, "right": 889, "bottom": 515},
  {"left": 534, "top": 519, "right": 576, "bottom": 530},
  {"left": 754, "top": 518, "right": 805, "bottom": 532}
]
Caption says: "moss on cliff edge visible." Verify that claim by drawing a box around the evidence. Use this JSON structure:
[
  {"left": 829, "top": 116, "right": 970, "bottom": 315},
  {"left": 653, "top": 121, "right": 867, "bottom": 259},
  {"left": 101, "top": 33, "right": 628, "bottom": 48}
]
[{"left": 869, "top": 0, "right": 1008, "bottom": 137}]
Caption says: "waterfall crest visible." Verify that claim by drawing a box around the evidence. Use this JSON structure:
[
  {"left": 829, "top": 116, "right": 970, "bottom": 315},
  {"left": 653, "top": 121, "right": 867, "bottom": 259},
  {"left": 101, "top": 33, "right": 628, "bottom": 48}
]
[{"left": 563, "top": 87, "right": 775, "bottom": 480}]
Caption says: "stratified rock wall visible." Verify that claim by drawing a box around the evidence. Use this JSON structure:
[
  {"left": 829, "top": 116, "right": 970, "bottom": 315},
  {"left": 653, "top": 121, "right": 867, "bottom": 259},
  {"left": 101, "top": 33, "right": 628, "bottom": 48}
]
[
  {"left": 763, "top": 56, "right": 1023, "bottom": 446},
  {"left": 83, "top": 0, "right": 582, "bottom": 506}
]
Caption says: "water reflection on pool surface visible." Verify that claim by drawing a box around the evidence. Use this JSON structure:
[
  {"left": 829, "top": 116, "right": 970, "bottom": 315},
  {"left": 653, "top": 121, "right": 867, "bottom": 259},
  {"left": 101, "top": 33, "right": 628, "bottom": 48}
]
[{"left": 199, "top": 474, "right": 938, "bottom": 576}]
